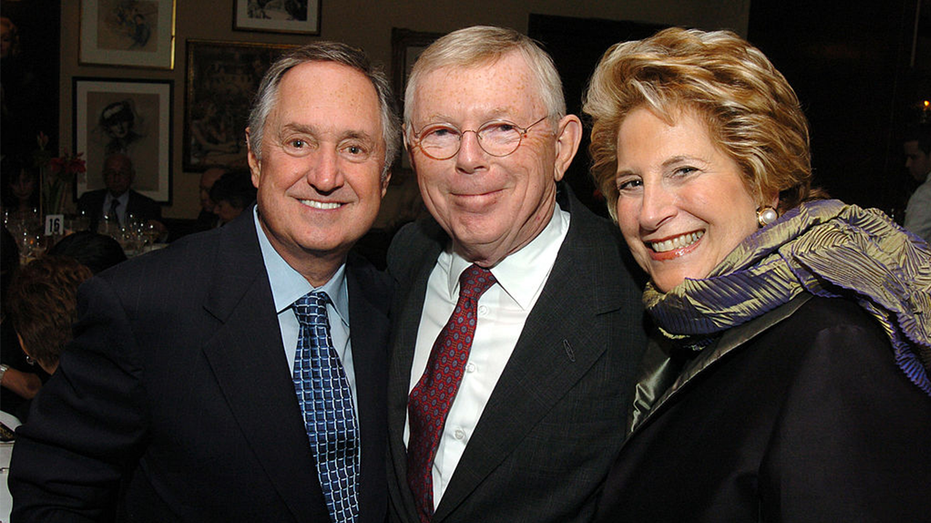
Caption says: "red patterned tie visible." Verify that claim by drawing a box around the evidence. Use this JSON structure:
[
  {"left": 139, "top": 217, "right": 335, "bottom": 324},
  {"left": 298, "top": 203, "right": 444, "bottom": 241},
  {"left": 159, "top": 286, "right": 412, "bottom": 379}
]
[{"left": 407, "top": 264, "right": 496, "bottom": 523}]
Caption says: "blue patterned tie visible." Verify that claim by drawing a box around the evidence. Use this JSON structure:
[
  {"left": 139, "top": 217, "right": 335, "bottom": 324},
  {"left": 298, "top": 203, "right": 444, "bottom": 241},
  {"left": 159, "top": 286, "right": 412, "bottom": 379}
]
[{"left": 293, "top": 291, "right": 360, "bottom": 523}]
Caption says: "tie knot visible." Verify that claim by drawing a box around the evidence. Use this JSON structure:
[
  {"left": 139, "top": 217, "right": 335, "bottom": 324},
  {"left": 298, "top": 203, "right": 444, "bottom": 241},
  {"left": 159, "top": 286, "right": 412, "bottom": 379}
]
[
  {"left": 458, "top": 264, "right": 496, "bottom": 300},
  {"left": 293, "top": 291, "right": 330, "bottom": 326}
]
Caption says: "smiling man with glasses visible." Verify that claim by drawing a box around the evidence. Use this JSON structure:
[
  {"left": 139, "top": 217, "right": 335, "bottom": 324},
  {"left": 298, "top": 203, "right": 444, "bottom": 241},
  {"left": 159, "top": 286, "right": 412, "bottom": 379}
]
[{"left": 385, "top": 25, "right": 647, "bottom": 523}]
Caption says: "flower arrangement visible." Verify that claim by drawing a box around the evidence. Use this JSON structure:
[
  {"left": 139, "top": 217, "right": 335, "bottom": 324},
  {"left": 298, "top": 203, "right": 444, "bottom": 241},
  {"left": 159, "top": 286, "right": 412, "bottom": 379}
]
[{"left": 33, "top": 132, "right": 86, "bottom": 216}]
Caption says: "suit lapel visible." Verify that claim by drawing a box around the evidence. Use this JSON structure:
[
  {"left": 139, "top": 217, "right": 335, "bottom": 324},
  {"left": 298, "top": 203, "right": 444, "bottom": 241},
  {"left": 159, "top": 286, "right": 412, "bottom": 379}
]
[
  {"left": 434, "top": 192, "right": 626, "bottom": 520},
  {"left": 200, "top": 214, "right": 326, "bottom": 522},
  {"left": 387, "top": 222, "right": 445, "bottom": 523},
  {"left": 345, "top": 256, "right": 392, "bottom": 522}
]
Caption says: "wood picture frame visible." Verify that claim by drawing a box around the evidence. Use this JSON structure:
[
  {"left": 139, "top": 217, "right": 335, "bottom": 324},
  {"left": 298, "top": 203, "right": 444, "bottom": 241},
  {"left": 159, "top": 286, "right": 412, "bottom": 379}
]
[
  {"left": 233, "top": 0, "right": 320, "bottom": 35},
  {"left": 74, "top": 77, "right": 173, "bottom": 203},
  {"left": 183, "top": 39, "right": 297, "bottom": 171},
  {"left": 390, "top": 28, "right": 442, "bottom": 172},
  {"left": 79, "top": 0, "right": 176, "bottom": 69}
]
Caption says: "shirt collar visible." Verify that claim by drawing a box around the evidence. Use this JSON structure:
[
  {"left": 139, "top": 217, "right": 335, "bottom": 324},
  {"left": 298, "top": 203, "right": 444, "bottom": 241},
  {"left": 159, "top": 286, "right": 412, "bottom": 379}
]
[
  {"left": 445, "top": 202, "right": 570, "bottom": 310},
  {"left": 104, "top": 191, "right": 130, "bottom": 207},
  {"left": 253, "top": 207, "right": 349, "bottom": 326}
]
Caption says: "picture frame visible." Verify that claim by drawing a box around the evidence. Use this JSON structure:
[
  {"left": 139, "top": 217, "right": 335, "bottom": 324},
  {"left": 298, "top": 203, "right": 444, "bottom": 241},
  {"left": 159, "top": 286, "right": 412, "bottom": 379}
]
[
  {"left": 390, "top": 28, "right": 442, "bottom": 171},
  {"left": 391, "top": 28, "right": 443, "bottom": 115},
  {"left": 183, "top": 39, "right": 297, "bottom": 171},
  {"left": 233, "top": 0, "right": 320, "bottom": 35},
  {"left": 74, "top": 77, "right": 173, "bottom": 203},
  {"left": 79, "top": 0, "right": 176, "bottom": 69}
]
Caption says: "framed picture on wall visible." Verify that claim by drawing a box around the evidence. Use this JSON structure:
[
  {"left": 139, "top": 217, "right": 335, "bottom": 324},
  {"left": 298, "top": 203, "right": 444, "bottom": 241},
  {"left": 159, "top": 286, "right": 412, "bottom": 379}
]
[
  {"left": 74, "top": 78, "right": 173, "bottom": 203},
  {"left": 233, "top": 0, "right": 320, "bottom": 34},
  {"left": 391, "top": 28, "right": 442, "bottom": 171},
  {"left": 79, "top": 0, "right": 176, "bottom": 69},
  {"left": 183, "top": 40, "right": 297, "bottom": 171}
]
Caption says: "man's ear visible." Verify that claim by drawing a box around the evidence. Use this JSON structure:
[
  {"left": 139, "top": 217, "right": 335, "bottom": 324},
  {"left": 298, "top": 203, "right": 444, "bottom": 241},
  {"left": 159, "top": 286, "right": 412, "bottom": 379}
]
[
  {"left": 381, "top": 169, "right": 392, "bottom": 197},
  {"left": 553, "top": 114, "right": 582, "bottom": 182},
  {"left": 245, "top": 128, "right": 260, "bottom": 188}
]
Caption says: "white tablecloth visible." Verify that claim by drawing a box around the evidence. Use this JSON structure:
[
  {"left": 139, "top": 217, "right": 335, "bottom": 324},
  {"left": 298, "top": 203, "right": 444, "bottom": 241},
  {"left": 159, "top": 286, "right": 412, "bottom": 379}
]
[{"left": 0, "top": 410, "right": 22, "bottom": 523}]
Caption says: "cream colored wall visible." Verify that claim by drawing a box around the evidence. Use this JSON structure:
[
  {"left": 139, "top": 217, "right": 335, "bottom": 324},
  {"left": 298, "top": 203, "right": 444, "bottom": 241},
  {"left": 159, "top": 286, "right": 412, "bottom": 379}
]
[{"left": 59, "top": 0, "right": 749, "bottom": 219}]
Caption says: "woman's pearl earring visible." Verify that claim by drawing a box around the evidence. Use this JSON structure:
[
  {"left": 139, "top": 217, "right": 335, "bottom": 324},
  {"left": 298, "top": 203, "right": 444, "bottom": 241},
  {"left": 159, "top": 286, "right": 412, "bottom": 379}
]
[{"left": 757, "top": 206, "right": 778, "bottom": 227}]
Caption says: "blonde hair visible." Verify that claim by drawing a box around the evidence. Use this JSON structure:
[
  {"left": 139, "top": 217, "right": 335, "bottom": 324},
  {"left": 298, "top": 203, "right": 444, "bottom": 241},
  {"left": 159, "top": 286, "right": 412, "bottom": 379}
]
[
  {"left": 404, "top": 26, "right": 566, "bottom": 125},
  {"left": 583, "top": 27, "right": 823, "bottom": 220}
]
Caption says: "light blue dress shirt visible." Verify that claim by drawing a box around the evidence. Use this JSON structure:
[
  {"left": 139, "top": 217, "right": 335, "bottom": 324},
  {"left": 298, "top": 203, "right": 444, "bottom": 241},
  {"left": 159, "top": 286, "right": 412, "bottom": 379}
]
[{"left": 252, "top": 208, "right": 357, "bottom": 411}]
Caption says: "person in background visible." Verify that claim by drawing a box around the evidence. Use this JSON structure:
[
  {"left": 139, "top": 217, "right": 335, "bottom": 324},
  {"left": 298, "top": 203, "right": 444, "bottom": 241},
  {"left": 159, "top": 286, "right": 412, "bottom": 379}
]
[
  {"left": 196, "top": 166, "right": 227, "bottom": 229},
  {"left": 903, "top": 123, "right": 931, "bottom": 243},
  {"left": 6, "top": 255, "right": 93, "bottom": 377},
  {"left": 10, "top": 41, "right": 398, "bottom": 523},
  {"left": 77, "top": 152, "right": 164, "bottom": 234},
  {"left": 583, "top": 27, "right": 931, "bottom": 522},
  {"left": 209, "top": 169, "right": 257, "bottom": 225},
  {"left": 387, "top": 25, "right": 646, "bottom": 523},
  {"left": 47, "top": 230, "right": 127, "bottom": 275},
  {"left": 1, "top": 155, "right": 40, "bottom": 221},
  {"left": 0, "top": 226, "right": 44, "bottom": 422}
]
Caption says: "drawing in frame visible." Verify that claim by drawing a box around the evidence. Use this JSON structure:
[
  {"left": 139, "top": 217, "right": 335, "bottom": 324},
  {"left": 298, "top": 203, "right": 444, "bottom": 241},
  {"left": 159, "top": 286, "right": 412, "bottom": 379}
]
[
  {"left": 233, "top": 0, "right": 320, "bottom": 35},
  {"left": 183, "top": 39, "right": 297, "bottom": 171},
  {"left": 74, "top": 77, "right": 173, "bottom": 204},
  {"left": 79, "top": 0, "right": 176, "bottom": 69}
]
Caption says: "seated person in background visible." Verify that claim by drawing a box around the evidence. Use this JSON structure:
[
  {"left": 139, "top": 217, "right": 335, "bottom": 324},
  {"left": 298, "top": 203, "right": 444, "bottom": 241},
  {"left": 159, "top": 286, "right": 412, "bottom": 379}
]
[
  {"left": 196, "top": 167, "right": 227, "bottom": 230},
  {"left": 1, "top": 155, "right": 40, "bottom": 221},
  {"left": 1, "top": 226, "right": 44, "bottom": 421},
  {"left": 903, "top": 123, "right": 931, "bottom": 243},
  {"left": 6, "top": 256, "right": 93, "bottom": 377},
  {"left": 583, "top": 27, "right": 931, "bottom": 522},
  {"left": 48, "top": 231, "right": 127, "bottom": 274},
  {"left": 77, "top": 153, "right": 164, "bottom": 235},
  {"left": 209, "top": 169, "right": 256, "bottom": 225}
]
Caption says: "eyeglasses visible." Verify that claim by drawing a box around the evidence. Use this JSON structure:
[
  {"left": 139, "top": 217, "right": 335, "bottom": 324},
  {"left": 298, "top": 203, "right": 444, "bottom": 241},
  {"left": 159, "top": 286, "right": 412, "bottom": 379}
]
[{"left": 409, "top": 116, "right": 550, "bottom": 161}]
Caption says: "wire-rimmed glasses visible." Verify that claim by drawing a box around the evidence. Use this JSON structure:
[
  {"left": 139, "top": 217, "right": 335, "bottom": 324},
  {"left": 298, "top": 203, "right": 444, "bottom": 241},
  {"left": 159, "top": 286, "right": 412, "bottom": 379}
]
[{"left": 409, "top": 116, "right": 550, "bottom": 161}]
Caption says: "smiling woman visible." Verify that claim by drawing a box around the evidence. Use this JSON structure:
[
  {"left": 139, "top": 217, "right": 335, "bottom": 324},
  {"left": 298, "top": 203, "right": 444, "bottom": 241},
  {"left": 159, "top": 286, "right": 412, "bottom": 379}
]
[
  {"left": 613, "top": 106, "right": 762, "bottom": 292},
  {"left": 584, "top": 27, "right": 931, "bottom": 523}
]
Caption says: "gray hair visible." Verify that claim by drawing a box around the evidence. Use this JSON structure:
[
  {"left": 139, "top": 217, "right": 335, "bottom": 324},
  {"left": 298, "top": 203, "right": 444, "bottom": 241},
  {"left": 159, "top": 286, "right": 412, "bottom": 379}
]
[
  {"left": 247, "top": 41, "right": 401, "bottom": 178},
  {"left": 404, "top": 26, "right": 566, "bottom": 126}
]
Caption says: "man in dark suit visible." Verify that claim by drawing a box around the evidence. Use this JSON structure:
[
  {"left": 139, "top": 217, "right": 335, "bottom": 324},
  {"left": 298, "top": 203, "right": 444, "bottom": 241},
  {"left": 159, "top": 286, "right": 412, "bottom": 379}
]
[
  {"left": 10, "top": 41, "right": 400, "bottom": 523},
  {"left": 386, "top": 26, "right": 646, "bottom": 523},
  {"left": 77, "top": 153, "right": 163, "bottom": 233}
]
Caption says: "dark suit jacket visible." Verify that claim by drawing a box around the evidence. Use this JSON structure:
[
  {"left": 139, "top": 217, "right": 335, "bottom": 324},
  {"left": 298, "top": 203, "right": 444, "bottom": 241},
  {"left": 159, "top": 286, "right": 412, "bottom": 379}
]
[
  {"left": 385, "top": 186, "right": 647, "bottom": 523},
  {"left": 77, "top": 188, "right": 162, "bottom": 232},
  {"left": 10, "top": 208, "right": 392, "bottom": 523},
  {"left": 596, "top": 295, "right": 931, "bottom": 522}
]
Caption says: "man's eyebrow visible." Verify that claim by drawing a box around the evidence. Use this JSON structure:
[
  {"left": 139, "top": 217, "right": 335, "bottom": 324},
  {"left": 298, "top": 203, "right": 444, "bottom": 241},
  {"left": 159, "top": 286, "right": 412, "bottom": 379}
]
[{"left": 279, "top": 123, "right": 376, "bottom": 142}]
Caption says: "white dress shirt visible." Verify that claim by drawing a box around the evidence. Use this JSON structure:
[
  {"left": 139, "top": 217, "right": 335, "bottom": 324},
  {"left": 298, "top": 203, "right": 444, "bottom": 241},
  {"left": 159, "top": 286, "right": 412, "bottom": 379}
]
[
  {"left": 904, "top": 172, "right": 931, "bottom": 243},
  {"left": 404, "top": 204, "right": 570, "bottom": 508},
  {"left": 253, "top": 208, "right": 358, "bottom": 416}
]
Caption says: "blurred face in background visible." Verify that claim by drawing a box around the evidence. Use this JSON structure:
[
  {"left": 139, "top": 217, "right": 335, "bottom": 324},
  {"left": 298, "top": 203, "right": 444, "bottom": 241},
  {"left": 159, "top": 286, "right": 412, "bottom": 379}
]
[
  {"left": 199, "top": 168, "right": 226, "bottom": 213},
  {"left": 103, "top": 154, "right": 134, "bottom": 197},
  {"left": 904, "top": 140, "right": 931, "bottom": 183},
  {"left": 11, "top": 169, "right": 36, "bottom": 204},
  {"left": 213, "top": 199, "right": 244, "bottom": 225}
]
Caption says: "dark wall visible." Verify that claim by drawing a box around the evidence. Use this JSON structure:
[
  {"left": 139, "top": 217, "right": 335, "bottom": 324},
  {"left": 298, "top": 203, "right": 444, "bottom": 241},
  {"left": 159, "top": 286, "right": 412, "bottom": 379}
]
[
  {"left": 529, "top": 14, "right": 666, "bottom": 217},
  {"left": 1, "top": 0, "right": 61, "bottom": 160},
  {"left": 748, "top": 0, "right": 929, "bottom": 216}
]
